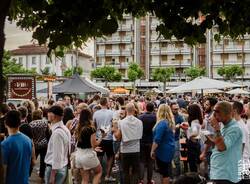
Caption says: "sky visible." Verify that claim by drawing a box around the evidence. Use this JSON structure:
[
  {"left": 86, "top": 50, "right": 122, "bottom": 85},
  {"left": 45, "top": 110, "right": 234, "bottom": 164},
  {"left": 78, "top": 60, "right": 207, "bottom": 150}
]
[{"left": 4, "top": 21, "right": 94, "bottom": 56}]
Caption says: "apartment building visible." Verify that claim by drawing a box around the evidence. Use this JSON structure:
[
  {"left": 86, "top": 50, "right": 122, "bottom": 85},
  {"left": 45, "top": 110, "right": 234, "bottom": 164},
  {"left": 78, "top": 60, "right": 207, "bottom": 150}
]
[
  {"left": 10, "top": 44, "right": 94, "bottom": 77},
  {"left": 95, "top": 15, "right": 250, "bottom": 82},
  {"left": 94, "top": 14, "right": 135, "bottom": 78},
  {"left": 208, "top": 28, "right": 250, "bottom": 80},
  {"left": 94, "top": 15, "right": 199, "bottom": 81}
]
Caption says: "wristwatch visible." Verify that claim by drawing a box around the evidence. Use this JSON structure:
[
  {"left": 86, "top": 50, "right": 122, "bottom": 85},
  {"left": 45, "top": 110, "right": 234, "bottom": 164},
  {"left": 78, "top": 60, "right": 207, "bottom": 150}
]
[{"left": 215, "top": 130, "right": 222, "bottom": 137}]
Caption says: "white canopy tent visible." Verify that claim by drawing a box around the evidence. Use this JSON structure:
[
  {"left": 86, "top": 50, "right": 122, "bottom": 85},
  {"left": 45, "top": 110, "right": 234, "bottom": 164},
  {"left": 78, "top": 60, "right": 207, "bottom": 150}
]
[
  {"left": 197, "top": 89, "right": 224, "bottom": 94},
  {"left": 166, "top": 77, "right": 241, "bottom": 93},
  {"left": 226, "top": 88, "right": 250, "bottom": 95}
]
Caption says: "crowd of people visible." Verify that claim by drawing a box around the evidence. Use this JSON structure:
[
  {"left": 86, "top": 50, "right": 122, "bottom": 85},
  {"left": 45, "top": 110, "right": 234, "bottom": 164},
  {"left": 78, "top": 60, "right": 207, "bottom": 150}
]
[{"left": 0, "top": 93, "right": 250, "bottom": 184}]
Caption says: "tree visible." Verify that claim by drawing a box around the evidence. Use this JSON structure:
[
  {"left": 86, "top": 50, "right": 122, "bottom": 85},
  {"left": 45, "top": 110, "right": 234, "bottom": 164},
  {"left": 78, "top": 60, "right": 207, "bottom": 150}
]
[
  {"left": 63, "top": 66, "right": 83, "bottom": 77},
  {"left": 152, "top": 67, "right": 175, "bottom": 94},
  {"left": 40, "top": 66, "right": 50, "bottom": 75},
  {"left": 184, "top": 67, "right": 206, "bottom": 80},
  {"left": 217, "top": 65, "right": 244, "bottom": 81},
  {"left": 0, "top": 1, "right": 250, "bottom": 102},
  {"left": 3, "top": 50, "right": 36, "bottom": 76},
  {"left": 91, "top": 66, "right": 122, "bottom": 87},
  {"left": 127, "top": 63, "right": 144, "bottom": 94}
]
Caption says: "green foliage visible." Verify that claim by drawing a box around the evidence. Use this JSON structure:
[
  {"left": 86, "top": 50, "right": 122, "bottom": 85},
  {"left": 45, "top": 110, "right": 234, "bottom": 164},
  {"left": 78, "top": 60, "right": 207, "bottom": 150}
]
[
  {"left": 127, "top": 63, "right": 144, "bottom": 82},
  {"left": 8, "top": 0, "right": 250, "bottom": 55},
  {"left": 184, "top": 67, "right": 206, "bottom": 80},
  {"left": 63, "top": 66, "right": 83, "bottom": 77},
  {"left": 217, "top": 65, "right": 244, "bottom": 81},
  {"left": 152, "top": 67, "right": 175, "bottom": 83},
  {"left": 91, "top": 66, "right": 122, "bottom": 82},
  {"left": 40, "top": 66, "right": 50, "bottom": 75},
  {"left": 3, "top": 51, "right": 37, "bottom": 76}
]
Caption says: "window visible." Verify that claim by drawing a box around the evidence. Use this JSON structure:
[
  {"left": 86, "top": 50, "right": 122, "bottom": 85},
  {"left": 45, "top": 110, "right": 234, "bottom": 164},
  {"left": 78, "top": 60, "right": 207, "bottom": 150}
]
[
  {"left": 46, "top": 57, "right": 50, "bottom": 64},
  {"left": 162, "top": 55, "right": 168, "bottom": 61},
  {"left": 32, "top": 57, "right": 36, "bottom": 65},
  {"left": 221, "top": 53, "right": 229, "bottom": 60},
  {"left": 175, "top": 54, "right": 183, "bottom": 61},
  {"left": 18, "top": 57, "right": 23, "bottom": 65}
]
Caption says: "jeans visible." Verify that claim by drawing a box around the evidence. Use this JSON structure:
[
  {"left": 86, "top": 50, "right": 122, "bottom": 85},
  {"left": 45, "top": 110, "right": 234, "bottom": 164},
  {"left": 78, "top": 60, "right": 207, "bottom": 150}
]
[
  {"left": 121, "top": 152, "right": 140, "bottom": 184},
  {"left": 35, "top": 147, "right": 47, "bottom": 178},
  {"left": 45, "top": 165, "right": 68, "bottom": 184},
  {"left": 140, "top": 143, "right": 153, "bottom": 182},
  {"left": 172, "top": 140, "right": 181, "bottom": 177}
]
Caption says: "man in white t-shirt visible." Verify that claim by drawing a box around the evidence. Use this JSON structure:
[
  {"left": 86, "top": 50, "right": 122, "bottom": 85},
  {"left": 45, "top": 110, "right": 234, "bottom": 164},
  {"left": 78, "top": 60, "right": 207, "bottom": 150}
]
[
  {"left": 112, "top": 103, "right": 143, "bottom": 184},
  {"left": 233, "top": 101, "right": 250, "bottom": 160}
]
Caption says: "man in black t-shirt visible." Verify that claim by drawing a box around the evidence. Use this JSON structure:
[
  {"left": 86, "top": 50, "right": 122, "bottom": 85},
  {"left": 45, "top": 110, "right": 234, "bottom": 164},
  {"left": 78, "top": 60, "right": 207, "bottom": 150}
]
[{"left": 138, "top": 102, "right": 157, "bottom": 184}]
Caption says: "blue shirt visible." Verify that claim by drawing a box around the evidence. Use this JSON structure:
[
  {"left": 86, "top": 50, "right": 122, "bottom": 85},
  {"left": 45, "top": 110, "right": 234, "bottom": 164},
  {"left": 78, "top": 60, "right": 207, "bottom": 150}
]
[
  {"left": 1, "top": 132, "right": 32, "bottom": 184},
  {"left": 153, "top": 120, "right": 175, "bottom": 163},
  {"left": 174, "top": 114, "right": 184, "bottom": 141},
  {"left": 210, "top": 119, "right": 243, "bottom": 183}
]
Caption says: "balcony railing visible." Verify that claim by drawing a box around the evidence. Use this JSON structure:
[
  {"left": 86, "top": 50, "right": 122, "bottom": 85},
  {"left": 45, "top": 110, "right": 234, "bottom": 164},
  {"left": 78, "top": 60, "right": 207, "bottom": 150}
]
[
  {"left": 105, "top": 50, "right": 121, "bottom": 56},
  {"left": 213, "top": 45, "right": 250, "bottom": 53}
]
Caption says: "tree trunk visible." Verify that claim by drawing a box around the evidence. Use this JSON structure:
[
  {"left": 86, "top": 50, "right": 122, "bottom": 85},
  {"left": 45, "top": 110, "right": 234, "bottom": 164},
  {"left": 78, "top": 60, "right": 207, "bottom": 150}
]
[
  {"left": 0, "top": 0, "right": 11, "bottom": 103},
  {"left": 133, "top": 81, "right": 136, "bottom": 95},
  {"left": 163, "top": 81, "right": 166, "bottom": 96}
]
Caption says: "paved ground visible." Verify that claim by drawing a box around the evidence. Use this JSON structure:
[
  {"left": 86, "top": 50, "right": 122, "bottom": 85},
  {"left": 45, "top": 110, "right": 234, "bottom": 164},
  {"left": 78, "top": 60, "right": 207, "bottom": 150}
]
[{"left": 30, "top": 160, "right": 162, "bottom": 184}]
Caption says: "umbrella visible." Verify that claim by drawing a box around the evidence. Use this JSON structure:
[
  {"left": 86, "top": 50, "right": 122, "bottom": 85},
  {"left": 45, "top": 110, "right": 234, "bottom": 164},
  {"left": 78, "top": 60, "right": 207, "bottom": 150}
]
[
  {"left": 197, "top": 89, "right": 224, "bottom": 94},
  {"left": 152, "top": 88, "right": 163, "bottom": 93},
  {"left": 113, "top": 87, "right": 129, "bottom": 94},
  {"left": 166, "top": 77, "right": 241, "bottom": 93},
  {"left": 226, "top": 88, "right": 250, "bottom": 95}
]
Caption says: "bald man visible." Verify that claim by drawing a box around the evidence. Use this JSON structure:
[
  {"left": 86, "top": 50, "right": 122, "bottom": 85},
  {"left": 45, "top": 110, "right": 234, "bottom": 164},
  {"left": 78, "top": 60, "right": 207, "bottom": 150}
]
[
  {"left": 113, "top": 103, "right": 143, "bottom": 184},
  {"left": 209, "top": 101, "right": 243, "bottom": 184}
]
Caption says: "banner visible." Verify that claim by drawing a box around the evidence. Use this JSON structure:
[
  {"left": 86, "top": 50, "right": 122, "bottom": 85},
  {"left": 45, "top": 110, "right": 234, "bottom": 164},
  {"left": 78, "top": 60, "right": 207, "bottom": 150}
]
[{"left": 7, "top": 75, "right": 36, "bottom": 99}]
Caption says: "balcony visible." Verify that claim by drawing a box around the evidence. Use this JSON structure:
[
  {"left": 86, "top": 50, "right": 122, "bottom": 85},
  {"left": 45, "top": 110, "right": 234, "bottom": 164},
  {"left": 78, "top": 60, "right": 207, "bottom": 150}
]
[
  {"left": 150, "top": 48, "right": 191, "bottom": 55},
  {"left": 121, "top": 36, "right": 132, "bottom": 43},
  {"left": 121, "top": 50, "right": 132, "bottom": 56},
  {"left": 150, "top": 60, "right": 191, "bottom": 67},
  {"left": 105, "top": 50, "right": 121, "bottom": 56},
  {"left": 212, "top": 60, "right": 245, "bottom": 66},
  {"left": 213, "top": 45, "right": 250, "bottom": 53},
  {"left": 96, "top": 50, "right": 105, "bottom": 56},
  {"left": 161, "top": 47, "right": 191, "bottom": 55},
  {"left": 117, "top": 24, "right": 133, "bottom": 31},
  {"left": 105, "top": 37, "right": 121, "bottom": 43},
  {"left": 150, "top": 48, "right": 161, "bottom": 55}
]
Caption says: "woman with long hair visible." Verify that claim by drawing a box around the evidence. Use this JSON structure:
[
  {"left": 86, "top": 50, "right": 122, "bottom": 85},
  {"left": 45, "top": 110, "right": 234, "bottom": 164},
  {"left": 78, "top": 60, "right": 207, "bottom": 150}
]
[
  {"left": 150, "top": 104, "right": 175, "bottom": 184},
  {"left": 187, "top": 104, "right": 203, "bottom": 172},
  {"left": 75, "top": 108, "right": 105, "bottom": 184}
]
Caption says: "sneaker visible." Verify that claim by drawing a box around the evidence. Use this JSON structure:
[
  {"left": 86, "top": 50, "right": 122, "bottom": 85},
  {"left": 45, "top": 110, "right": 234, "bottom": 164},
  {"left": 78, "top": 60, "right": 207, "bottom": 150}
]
[
  {"left": 138, "top": 180, "right": 144, "bottom": 184},
  {"left": 105, "top": 176, "right": 116, "bottom": 182}
]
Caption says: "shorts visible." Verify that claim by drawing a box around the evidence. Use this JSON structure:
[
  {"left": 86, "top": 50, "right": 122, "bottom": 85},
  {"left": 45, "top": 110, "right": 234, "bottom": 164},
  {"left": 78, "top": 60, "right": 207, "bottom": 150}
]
[
  {"left": 75, "top": 148, "right": 100, "bottom": 170},
  {"left": 97, "top": 140, "right": 114, "bottom": 158},
  {"left": 156, "top": 158, "right": 171, "bottom": 178}
]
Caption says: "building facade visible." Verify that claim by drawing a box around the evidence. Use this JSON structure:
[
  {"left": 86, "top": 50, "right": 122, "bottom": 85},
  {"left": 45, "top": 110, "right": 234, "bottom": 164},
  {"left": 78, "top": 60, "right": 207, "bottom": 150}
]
[
  {"left": 10, "top": 44, "right": 94, "bottom": 77},
  {"left": 94, "top": 15, "right": 250, "bottom": 82}
]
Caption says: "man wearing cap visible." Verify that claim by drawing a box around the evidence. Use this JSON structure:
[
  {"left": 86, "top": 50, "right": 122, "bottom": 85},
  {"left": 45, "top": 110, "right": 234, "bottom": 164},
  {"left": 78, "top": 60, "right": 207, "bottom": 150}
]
[{"left": 44, "top": 105, "right": 71, "bottom": 184}]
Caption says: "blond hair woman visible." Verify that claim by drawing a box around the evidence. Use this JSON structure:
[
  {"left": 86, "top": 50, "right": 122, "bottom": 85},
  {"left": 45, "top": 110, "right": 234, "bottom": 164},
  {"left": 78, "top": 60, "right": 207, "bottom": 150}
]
[{"left": 151, "top": 104, "right": 175, "bottom": 184}]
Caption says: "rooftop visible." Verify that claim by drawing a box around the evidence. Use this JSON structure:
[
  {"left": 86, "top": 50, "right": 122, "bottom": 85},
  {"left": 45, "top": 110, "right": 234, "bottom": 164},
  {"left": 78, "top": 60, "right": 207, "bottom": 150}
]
[{"left": 10, "top": 44, "right": 93, "bottom": 58}]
